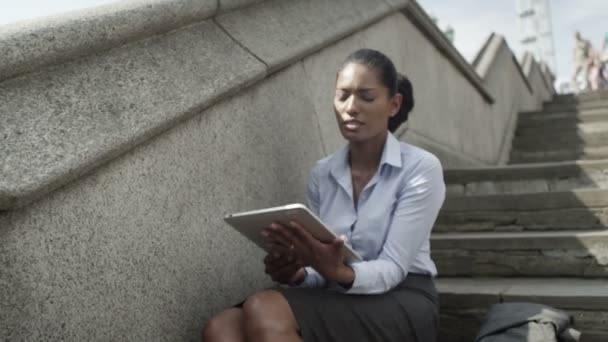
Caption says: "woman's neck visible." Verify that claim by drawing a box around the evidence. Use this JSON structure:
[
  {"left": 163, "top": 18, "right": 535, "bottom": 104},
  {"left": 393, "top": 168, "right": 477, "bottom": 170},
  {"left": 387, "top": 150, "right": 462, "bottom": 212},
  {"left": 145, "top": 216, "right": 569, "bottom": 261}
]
[{"left": 348, "top": 131, "right": 387, "bottom": 172}]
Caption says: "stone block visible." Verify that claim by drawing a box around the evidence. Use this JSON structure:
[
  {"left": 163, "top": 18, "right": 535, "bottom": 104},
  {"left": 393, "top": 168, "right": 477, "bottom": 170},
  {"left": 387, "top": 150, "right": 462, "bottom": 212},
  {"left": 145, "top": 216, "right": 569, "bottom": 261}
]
[
  {"left": 0, "top": 63, "right": 324, "bottom": 340},
  {"left": 0, "top": 20, "right": 266, "bottom": 210},
  {"left": 446, "top": 184, "right": 465, "bottom": 195},
  {"left": 216, "top": 0, "right": 391, "bottom": 72},
  {"left": 502, "top": 280, "right": 608, "bottom": 311},
  {"left": 219, "top": 0, "right": 265, "bottom": 13},
  {"left": 0, "top": 0, "right": 217, "bottom": 82}
]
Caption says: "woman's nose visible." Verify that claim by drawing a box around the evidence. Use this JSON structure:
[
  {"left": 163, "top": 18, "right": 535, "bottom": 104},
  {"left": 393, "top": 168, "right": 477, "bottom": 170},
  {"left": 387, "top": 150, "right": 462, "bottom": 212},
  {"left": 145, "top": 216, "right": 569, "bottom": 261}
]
[{"left": 345, "top": 96, "right": 359, "bottom": 116}]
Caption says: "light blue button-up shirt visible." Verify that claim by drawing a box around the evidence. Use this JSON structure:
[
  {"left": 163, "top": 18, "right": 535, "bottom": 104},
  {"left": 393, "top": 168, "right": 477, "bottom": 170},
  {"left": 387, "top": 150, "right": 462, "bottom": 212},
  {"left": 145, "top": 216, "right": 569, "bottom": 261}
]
[{"left": 298, "top": 133, "right": 445, "bottom": 295}]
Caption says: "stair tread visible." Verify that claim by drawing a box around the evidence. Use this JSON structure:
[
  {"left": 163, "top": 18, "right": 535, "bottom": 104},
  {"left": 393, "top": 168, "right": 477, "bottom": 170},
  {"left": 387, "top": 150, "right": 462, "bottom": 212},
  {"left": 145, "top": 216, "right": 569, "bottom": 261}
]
[
  {"left": 432, "top": 229, "right": 608, "bottom": 240},
  {"left": 445, "top": 159, "right": 608, "bottom": 183},
  {"left": 443, "top": 188, "right": 608, "bottom": 211},
  {"left": 437, "top": 277, "right": 608, "bottom": 310}
]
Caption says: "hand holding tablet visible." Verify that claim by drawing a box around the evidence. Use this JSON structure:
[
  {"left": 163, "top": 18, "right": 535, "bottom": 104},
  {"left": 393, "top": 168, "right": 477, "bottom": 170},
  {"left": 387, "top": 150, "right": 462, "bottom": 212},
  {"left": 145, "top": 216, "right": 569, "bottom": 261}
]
[{"left": 224, "top": 203, "right": 362, "bottom": 263}]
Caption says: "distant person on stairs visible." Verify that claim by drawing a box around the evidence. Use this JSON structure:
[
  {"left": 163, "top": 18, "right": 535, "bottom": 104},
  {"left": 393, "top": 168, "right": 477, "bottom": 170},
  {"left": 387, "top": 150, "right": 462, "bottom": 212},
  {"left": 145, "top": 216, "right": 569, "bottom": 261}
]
[
  {"left": 202, "top": 49, "right": 446, "bottom": 342},
  {"left": 571, "top": 31, "right": 592, "bottom": 93}
]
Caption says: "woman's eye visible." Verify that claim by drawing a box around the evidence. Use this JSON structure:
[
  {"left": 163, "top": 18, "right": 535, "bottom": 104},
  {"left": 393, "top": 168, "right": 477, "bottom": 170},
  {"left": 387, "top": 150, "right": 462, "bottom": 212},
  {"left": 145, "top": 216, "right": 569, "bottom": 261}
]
[{"left": 336, "top": 92, "right": 349, "bottom": 101}]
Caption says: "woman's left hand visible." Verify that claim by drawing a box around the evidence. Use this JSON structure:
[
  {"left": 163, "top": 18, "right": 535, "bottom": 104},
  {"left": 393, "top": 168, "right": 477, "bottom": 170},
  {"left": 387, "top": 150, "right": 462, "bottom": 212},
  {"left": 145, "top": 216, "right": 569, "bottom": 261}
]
[{"left": 264, "top": 221, "right": 354, "bottom": 286}]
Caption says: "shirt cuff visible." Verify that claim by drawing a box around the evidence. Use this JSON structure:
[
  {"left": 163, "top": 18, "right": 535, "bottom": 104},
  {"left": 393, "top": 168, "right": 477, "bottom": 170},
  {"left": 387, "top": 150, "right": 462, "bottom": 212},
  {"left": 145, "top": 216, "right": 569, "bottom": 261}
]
[{"left": 344, "top": 262, "right": 372, "bottom": 294}]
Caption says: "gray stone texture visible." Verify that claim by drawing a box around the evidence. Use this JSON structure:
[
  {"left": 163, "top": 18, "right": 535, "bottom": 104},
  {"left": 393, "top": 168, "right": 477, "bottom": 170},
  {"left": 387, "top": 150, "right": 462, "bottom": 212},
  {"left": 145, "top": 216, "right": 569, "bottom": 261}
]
[
  {"left": 442, "top": 189, "right": 608, "bottom": 212},
  {"left": 216, "top": 0, "right": 392, "bottom": 72},
  {"left": 436, "top": 278, "right": 608, "bottom": 342},
  {"left": 0, "top": 0, "right": 217, "bottom": 82},
  {"left": 0, "top": 63, "right": 325, "bottom": 341},
  {"left": 432, "top": 231, "right": 608, "bottom": 277},
  {"left": 384, "top": 0, "right": 410, "bottom": 9},
  {"left": 436, "top": 207, "right": 608, "bottom": 232},
  {"left": 0, "top": 20, "right": 266, "bottom": 210},
  {"left": 218, "top": 0, "right": 266, "bottom": 13}
]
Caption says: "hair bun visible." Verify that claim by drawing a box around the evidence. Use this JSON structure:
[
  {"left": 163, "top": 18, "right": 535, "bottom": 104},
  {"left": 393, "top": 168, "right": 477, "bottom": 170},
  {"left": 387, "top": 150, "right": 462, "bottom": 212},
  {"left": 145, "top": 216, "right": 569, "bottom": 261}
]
[{"left": 388, "top": 74, "right": 414, "bottom": 132}]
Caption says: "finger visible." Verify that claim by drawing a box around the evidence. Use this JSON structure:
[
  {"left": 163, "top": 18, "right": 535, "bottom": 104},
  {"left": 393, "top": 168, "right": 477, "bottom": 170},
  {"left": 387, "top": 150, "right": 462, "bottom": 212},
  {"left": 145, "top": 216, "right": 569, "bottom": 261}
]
[
  {"left": 288, "top": 221, "right": 320, "bottom": 246},
  {"left": 268, "top": 223, "right": 297, "bottom": 247},
  {"left": 265, "top": 241, "right": 291, "bottom": 256},
  {"left": 270, "top": 222, "right": 303, "bottom": 251}
]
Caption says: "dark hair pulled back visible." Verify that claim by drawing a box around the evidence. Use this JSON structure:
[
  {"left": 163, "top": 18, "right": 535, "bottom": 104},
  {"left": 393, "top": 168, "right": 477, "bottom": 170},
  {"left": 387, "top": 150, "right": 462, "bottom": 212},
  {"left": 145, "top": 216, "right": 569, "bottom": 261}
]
[{"left": 341, "top": 49, "right": 414, "bottom": 133}]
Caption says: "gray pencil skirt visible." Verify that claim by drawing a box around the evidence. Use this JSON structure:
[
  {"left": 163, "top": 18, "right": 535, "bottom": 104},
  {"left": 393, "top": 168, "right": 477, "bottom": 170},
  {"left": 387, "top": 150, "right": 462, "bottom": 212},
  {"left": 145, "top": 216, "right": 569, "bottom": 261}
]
[{"left": 276, "top": 274, "right": 439, "bottom": 342}]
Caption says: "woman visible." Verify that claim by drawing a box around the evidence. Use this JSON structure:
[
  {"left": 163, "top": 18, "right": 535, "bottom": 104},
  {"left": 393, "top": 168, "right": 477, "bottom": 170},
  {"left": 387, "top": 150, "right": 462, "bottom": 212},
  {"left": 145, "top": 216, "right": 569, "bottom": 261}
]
[{"left": 203, "top": 49, "right": 446, "bottom": 342}]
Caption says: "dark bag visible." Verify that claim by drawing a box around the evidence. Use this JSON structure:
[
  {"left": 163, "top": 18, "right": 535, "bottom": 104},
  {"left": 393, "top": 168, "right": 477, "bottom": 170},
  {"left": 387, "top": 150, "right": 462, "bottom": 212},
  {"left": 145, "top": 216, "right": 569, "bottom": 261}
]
[{"left": 475, "top": 303, "right": 581, "bottom": 342}]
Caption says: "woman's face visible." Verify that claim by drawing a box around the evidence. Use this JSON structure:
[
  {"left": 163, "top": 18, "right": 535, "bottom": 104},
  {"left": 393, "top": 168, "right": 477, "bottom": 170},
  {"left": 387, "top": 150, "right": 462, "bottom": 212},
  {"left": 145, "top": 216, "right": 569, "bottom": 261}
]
[{"left": 334, "top": 63, "right": 402, "bottom": 142}]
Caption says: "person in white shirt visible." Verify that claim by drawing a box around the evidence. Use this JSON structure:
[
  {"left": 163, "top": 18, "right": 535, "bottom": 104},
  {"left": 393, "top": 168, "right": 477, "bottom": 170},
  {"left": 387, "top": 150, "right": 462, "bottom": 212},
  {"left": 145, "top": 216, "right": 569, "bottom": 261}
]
[{"left": 203, "top": 49, "right": 446, "bottom": 342}]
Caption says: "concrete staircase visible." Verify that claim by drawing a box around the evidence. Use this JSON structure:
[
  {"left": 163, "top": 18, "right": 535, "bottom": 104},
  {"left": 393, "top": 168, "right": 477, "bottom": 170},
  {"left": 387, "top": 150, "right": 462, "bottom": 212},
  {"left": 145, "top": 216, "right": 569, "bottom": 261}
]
[{"left": 435, "top": 91, "right": 608, "bottom": 342}]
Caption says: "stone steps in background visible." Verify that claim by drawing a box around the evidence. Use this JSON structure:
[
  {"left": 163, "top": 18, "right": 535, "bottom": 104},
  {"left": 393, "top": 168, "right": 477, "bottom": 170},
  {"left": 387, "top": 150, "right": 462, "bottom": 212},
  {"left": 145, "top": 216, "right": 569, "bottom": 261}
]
[
  {"left": 511, "top": 146, "right": 608, "bottom": 163},
  {"left": 543, "top": 99, "right": 608, "bottom": 112},
  {"left": 431, "top": 230, "right": 608, "bottom": 277},
  {"left": 518, "top": 108, "right": 608, "bottom": 127},
  {"left": 445, "top": 160, "right": 608, "bottom": 196},
  {"left": 516, "top": 118, "right": 608, "bottom": 137},
  {"left": 438, "top": 92, "right": 608, "bottom": 342},
  {"left": 437, "top": 189, "right": 608, "bottom": 232},
  {"left": 437, "top": 277, "right": 608, "bottom": 342}
]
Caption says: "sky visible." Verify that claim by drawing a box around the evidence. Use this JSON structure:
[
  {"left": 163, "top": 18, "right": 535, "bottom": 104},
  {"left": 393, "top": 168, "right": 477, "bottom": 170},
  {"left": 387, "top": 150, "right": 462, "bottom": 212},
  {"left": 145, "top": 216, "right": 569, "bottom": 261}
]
[
  {"left": 418, "top": 0, "right": 608, "bottom": 83},
  {"left": 1, "top": 0, "right": 607, "bottom": 82}
]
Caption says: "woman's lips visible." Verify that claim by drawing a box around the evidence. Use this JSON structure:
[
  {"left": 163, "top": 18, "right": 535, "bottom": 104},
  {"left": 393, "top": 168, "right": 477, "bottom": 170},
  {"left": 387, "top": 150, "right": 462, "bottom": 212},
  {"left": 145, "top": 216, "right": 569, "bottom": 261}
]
[{"left": 344, "top": 120, "right": 363, "bottom": 130}]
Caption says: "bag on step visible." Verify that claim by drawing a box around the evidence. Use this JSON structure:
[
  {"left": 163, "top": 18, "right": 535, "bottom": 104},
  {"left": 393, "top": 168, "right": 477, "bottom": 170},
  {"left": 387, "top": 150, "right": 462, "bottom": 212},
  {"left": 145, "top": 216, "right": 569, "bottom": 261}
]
[{"left": 474, "top": 303, "right": 581, "bottom": 342}]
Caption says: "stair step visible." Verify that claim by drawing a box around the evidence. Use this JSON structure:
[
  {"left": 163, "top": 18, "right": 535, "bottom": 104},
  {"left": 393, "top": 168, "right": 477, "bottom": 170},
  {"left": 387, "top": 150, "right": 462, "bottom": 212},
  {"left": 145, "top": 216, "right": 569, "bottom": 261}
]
[
  {"left": 437, "top": 277, "right": 608, "bottom": 342},
  {"left": 512, "top": 131, "right": 608, "bottom": 151},
  {"left": 438, "top": 190, "right": 608, "bottom": 232},
  {"left": 431, "top": 230, "right": 608, "bottom": 278},
  {"left": 518, "top": 108, "right": 608, "bottom": 127},
  {"left": 445, "top": 160, "right": 608, "bottom": 196},
  {"left": 549, "top": 91, "right": 608, "bottom": 104},
  {"left": 515, "top": 120, "right": 608, "bottom": 138},
  {"left": 543, "top": 100, "right": 608, "bottom": 112},
  {"left": 511, "top": 146, "right": 608, "bottom": 163}
]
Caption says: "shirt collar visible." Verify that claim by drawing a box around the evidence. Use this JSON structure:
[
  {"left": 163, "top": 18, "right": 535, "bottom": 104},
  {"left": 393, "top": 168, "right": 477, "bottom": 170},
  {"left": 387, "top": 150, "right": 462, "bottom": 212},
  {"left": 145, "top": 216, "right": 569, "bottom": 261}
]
[{"left": 330, "top": 132, "right": 403, "bottom": 182}]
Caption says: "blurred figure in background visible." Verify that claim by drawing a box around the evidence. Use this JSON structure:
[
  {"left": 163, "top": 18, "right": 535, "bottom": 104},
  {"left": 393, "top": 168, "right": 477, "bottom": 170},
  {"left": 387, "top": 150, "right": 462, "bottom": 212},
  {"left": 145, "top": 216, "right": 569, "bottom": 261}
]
[{"left": 571, "top": 31, "right": 592, "bottom": 93}]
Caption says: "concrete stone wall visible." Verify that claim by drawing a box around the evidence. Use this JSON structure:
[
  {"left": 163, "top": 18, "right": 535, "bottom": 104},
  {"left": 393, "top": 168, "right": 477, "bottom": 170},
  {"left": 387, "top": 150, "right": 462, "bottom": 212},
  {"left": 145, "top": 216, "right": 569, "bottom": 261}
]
[
  {"left": 0, "top": 0, "right": 555, "bottom": 340},
  {"left": 0, "top": 63, "right": 323, "bottom": 341}
]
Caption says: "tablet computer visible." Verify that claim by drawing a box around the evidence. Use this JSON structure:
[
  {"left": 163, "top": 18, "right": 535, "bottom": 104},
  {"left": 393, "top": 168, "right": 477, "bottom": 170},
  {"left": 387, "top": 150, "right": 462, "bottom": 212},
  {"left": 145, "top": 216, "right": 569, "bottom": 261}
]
[{"left": 224, "top": 203, "right": 362, "bottom": 263}]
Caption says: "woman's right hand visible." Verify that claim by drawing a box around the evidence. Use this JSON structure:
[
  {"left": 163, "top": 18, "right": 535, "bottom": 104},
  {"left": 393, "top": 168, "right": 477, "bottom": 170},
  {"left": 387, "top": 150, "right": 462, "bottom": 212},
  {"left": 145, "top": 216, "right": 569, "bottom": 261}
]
[{"left": 263, "top": 252, "right": 306, "bottom": 285}]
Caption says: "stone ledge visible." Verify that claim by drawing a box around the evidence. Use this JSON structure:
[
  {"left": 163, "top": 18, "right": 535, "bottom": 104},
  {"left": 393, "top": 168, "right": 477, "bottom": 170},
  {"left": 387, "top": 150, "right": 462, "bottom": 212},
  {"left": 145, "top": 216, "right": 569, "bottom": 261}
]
[
  {"left": 431, "top": 230, "right": 608, "bottom": 251},
  {"left": 442, "top": 189, "right": 608, "bottom": 212},
  {"left": 401, "top": 0, "right": 494, "bottom": 104},
  {"left": 0, "top": 20, "right": 267, "bottom": 210},
  {"left": 216, "top": 0, "right": 393, "bottom": 73},
  {"left": 436, "top": 206, "right": 608, "bottom": 232},
  {"left": 437, "top": 277, "right": 608, "bottom": 311},
  {"left": 444, "top": 160, "right": 608, "bottom": 183},
  {"left": 511, "top": 146, "right": 608, "bottom": 163},
  {"left": 0, "top": 0, "right": 217, "bottom": 82}
]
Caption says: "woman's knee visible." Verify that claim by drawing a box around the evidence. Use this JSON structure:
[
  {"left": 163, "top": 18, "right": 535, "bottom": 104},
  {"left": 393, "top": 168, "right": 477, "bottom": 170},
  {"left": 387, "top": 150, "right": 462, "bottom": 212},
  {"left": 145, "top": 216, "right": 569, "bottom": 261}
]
[
  {"left": 242, "top": 290, "right": 298, "bottom": 336},
  {"left": 202, "top": 308, "right": 244, "bottom": 342}
]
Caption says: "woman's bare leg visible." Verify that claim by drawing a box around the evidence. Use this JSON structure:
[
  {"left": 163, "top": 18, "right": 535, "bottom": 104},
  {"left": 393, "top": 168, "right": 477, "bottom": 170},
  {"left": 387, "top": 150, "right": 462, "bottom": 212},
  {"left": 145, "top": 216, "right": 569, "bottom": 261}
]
[
  {"left": 242, "top": 290, "right": 302, "bottom": 342},
  {"left": 202, "top": 308, "right": 245, "bottom": 342}
]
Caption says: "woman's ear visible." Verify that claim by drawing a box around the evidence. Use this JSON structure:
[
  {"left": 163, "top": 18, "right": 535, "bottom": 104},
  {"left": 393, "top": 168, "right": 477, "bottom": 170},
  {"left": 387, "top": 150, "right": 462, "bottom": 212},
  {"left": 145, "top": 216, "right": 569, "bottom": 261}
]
[{"left": 389, "top": 93, "right": 403, "bottom": 118}]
